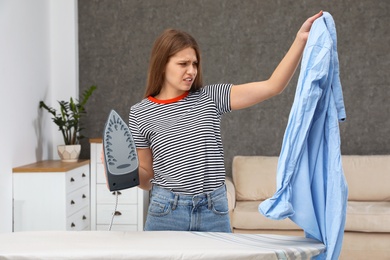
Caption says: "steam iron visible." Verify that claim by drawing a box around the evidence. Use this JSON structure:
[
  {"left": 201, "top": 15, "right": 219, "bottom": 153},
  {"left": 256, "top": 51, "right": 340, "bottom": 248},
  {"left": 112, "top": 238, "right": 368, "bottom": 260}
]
[{"left": 103, "top": 110, "right": 139, "bottom": 191}]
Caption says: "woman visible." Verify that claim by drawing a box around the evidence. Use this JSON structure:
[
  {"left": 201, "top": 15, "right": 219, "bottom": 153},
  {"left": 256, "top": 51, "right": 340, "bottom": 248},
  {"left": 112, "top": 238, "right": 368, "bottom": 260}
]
[{"left": 129, "top": 11, "right": 323, "bottom": 232}]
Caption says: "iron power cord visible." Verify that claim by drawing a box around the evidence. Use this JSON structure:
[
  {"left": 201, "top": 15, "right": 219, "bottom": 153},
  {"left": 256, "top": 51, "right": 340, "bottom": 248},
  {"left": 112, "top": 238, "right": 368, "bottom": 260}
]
[{"left": 108, "top": 191, "right": 120, "bottom": 231}]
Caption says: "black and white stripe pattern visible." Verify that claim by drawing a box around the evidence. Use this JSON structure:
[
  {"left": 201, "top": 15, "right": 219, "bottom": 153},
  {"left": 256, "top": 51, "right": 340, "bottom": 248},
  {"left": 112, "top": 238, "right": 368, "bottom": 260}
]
[{"left": 129, "top": 83, "right": 232, "bottom": 195}]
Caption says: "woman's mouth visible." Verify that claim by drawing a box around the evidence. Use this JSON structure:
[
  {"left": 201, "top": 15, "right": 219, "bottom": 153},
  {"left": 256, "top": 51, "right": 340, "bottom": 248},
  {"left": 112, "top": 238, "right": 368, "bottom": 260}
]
[{"left": 184, "top": 77, "right": 193, "bottom": 84}]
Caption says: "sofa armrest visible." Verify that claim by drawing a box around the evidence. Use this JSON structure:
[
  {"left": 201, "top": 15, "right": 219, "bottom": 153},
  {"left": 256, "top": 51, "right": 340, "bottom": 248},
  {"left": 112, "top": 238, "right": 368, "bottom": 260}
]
[{"left": 225, "top": 177, "right": 236, "bottom": 212}]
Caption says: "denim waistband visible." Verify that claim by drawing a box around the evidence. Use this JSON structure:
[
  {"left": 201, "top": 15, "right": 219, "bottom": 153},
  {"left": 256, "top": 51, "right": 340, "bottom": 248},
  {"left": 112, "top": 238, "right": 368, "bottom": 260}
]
[{"left": 150, "top": 184, "right": 227, "bottom": 210}]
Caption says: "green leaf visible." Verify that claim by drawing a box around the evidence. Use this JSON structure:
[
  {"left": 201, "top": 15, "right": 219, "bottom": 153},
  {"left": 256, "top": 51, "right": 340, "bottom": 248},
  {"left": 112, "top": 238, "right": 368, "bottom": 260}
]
[{"left": 39, "top": 85, "right": 97, "bottom": 145}]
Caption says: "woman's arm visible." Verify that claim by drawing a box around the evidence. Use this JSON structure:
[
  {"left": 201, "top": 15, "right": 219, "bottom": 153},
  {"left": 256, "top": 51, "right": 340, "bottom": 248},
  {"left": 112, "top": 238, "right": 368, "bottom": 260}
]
[
  {"left": 136, "top": 148, "right": 154, "bottom": 190},
  {"left": 230, "top": 11, "right": 323, "bottom": 110}
]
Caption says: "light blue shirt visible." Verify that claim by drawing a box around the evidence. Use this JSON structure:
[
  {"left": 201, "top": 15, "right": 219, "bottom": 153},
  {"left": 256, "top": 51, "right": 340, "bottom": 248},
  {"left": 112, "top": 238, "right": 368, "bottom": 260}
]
[{"left": 259, "top": 12, "right": 348, "bottom": 260}]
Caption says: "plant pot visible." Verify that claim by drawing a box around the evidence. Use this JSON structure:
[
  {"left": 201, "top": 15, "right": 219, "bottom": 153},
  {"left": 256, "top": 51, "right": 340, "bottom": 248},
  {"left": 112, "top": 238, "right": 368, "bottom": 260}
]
[{"left": 57, "top": 144, "right": 81, "bottom": 162}]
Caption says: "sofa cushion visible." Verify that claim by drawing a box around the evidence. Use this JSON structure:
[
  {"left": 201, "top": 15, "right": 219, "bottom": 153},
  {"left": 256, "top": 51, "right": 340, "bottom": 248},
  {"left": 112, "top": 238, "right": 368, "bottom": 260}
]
[
  {"left": 232, "top": 156, "right": 278, "bottom": 201},
  {"left": 345, "top": 201, "right": 390, "bottom": 232},
  {"left": 232, "top": 201, "right": 301, "bottom": 230},
  {"left": 342, "top": 155, "right": 390, "bottom": 201}
]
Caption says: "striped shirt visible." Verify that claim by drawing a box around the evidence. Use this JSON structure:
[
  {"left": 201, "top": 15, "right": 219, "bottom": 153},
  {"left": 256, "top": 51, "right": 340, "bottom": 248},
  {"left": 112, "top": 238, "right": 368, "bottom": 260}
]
[{"left": 129, "top": 83, "right": 233, "bottom": 195}]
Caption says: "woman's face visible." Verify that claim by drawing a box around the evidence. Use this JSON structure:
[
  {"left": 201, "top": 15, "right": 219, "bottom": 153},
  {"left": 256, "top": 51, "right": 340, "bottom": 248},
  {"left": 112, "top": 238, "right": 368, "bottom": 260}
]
[{"left": 161, "top": 47, "right": 198, "bottom": 98}]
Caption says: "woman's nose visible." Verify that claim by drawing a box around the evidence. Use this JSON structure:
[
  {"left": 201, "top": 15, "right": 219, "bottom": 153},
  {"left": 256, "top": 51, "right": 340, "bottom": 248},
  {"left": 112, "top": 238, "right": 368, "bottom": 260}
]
[{"left": 187, "top": 65, "right": 197, "bottom": 75}]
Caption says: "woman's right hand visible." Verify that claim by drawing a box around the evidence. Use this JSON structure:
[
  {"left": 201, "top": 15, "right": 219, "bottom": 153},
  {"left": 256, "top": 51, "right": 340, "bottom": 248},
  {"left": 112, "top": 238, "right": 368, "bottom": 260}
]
[
  {"left": 137, "top": 148, "right": 154, "bottom": 191},
  {"left": 100, "top": 147, "right": 105, "bottom": 164},
  {"left": 101, "top": 145, "right": 154, "bottom": 190}
]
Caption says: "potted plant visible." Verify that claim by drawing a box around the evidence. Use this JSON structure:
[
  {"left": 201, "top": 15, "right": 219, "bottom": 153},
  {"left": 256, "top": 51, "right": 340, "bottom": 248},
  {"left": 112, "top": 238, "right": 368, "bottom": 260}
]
[{"left": 39, "top": 85, "right": 97, "bottom": 162}]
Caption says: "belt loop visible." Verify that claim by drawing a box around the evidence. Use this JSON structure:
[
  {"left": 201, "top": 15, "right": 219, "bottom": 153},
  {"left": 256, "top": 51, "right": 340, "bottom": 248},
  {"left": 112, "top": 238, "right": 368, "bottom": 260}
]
[
  {"left": 172, "top": 193, "right": 179, "bottom": 210},
  {"left": 207, "top": 193, "right": 212, "bottom": 210}
]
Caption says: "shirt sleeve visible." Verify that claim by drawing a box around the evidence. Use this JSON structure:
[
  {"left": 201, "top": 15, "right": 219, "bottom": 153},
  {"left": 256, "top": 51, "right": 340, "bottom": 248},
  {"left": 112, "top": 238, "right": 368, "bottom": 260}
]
[
  {"left": 203, "top": 83, "right": 233, "bottom": 115},
  {"left": 128, "top": 107, "right": 150, "bottom": 149}
]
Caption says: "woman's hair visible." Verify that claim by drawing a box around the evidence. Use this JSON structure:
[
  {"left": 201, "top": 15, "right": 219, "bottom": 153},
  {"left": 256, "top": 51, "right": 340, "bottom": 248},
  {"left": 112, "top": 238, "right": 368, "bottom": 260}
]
[{"left": 144, "top": 29, "right": 203, "bottom": 98}]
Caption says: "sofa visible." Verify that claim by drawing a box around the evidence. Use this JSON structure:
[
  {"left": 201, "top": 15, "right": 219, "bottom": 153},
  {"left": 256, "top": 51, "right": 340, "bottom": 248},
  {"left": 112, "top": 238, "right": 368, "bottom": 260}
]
[{"left": 225, "top": 155, "right": 390, "bottom": 260}]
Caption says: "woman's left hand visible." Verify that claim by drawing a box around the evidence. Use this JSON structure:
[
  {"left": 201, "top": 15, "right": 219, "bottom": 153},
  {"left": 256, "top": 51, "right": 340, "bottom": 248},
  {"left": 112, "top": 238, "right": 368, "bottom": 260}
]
[{"left": 297, "top": 11, "right": 323, "bottom": 42}]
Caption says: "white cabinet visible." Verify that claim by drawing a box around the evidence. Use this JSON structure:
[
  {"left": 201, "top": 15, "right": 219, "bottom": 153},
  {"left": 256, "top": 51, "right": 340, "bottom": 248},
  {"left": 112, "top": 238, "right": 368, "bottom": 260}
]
[
  {"left": 90, "top": 139, "right": 148, "bottom": 231},
  {"left": 13, "top": 160, "right": 90, "bottom": 231}
]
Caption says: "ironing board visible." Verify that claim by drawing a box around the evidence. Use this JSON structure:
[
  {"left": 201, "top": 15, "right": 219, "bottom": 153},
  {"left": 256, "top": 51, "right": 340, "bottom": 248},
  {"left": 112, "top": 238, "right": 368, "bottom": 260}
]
[{"left": 0, "top": 231, "right": 325, "bottom": 260}]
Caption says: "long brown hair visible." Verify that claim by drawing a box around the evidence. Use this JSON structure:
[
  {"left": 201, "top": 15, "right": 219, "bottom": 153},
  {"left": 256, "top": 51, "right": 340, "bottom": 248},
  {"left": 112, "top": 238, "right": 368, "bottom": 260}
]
[{"left": 144, "top": 29, "right": 203, "bottom": 98}]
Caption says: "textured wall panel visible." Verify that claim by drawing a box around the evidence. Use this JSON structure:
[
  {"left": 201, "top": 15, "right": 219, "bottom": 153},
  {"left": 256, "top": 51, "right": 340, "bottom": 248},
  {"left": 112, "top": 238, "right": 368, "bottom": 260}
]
[{"left": 78, "top": 0, "right": 390, "bottom": 176}]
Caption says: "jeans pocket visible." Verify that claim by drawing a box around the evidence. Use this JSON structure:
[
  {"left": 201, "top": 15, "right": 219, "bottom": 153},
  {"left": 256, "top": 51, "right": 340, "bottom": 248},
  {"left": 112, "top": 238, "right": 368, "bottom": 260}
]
[
  {"left": 211, "top": 195, "right": 229, "bottom": 215},
  {"left": 148, "top": 197, "right": 171, "bottom": 217}
]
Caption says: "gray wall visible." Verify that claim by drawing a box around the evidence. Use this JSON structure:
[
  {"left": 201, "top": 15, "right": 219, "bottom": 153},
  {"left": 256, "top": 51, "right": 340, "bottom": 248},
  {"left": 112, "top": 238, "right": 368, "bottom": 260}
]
[{"left": 78, "top": 0, "right": 390, "bottom": 176}]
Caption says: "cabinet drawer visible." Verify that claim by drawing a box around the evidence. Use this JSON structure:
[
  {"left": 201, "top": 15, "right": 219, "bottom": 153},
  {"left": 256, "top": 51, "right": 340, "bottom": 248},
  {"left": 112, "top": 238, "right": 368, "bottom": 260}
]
[
  {"left": 94, "top": 143, "right": 103, "bottom": 160},
  {"left": 66, "top": 186, "right": 89, "bottom": 216},
  {"left": 96, "top": 164, "right": 106, "bottom": 184},
  {"left": 67, "top": 206, "right": 89, "bottom": 231},
  {"left": 96, "top": 184, "right": 137, "bottom": 204},
  {"left": 97, "top": 204, "right": 137, "bottom": 225},
  {"left": 66, "top": 166, "right": 89, "bottom": 192}
]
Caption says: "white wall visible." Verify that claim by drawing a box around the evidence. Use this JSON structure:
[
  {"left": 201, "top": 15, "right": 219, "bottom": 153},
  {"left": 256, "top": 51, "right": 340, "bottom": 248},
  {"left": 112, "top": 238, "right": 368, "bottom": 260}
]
[{"left": 0, "top": 0, "right": 78, "bottom": 233}]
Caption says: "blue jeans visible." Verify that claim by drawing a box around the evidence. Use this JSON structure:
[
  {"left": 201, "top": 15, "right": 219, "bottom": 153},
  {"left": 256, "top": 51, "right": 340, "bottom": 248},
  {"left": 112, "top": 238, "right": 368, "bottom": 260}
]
[{"left": 144, "top": 184, "right": 232, "bottom": 232}]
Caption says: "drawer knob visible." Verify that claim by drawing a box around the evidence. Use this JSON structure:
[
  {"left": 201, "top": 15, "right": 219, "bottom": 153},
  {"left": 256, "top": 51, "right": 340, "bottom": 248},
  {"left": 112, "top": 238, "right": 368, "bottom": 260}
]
[
  {"left": 114, "top": 211, "right": 122, "bottom": 216},
  {"left": 70, "top": 177, "right": 75, "bottom": 182},
  {"left": 70, "top": 200, "right": 75, "bottom": 205},
  {"left": 82, "top": 215, "right": 87, "bottom": 220},
  {"left": 82, "top": 194, "right": 86, "bottom": 199},
  {"left": 71, "top": 223, "right": 75, "bottom": 228},
  {"left": 82, "top": 173, "right": 86, "bottom": 178}
]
